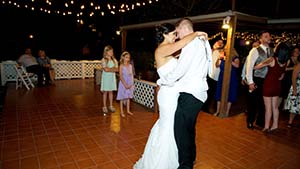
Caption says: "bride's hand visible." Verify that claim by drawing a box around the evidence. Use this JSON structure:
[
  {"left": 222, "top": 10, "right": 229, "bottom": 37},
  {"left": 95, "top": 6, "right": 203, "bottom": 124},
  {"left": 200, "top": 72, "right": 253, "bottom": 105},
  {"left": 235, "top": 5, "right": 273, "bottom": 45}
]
[{"left": 195, "top": 31, "right": 208, "bottom": 40}]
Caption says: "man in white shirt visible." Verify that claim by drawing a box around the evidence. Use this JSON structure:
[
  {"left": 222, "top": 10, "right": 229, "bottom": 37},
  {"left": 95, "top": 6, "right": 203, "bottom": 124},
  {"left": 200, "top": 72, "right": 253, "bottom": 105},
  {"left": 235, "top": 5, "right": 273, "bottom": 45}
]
[
  {"left": 17, "top": 48, "right": 44, "bottom": 86},
  {"left": 245, "top": 31, "right": 273, "bottom": 129},
  {"left": 158, "top": 18, "right": 212, "bottom": 169}
]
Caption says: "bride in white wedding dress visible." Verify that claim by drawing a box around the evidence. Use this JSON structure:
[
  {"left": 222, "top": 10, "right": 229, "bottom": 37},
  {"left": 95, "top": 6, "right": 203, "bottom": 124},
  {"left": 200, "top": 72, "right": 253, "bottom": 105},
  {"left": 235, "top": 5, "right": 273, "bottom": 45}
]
[{"left": 133, "top": 23, "right": 205, "bottom": 169}]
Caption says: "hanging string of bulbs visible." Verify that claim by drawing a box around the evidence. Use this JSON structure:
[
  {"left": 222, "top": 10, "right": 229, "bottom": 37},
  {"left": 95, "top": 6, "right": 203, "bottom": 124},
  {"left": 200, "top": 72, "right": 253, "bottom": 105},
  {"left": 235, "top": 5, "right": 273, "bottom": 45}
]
[
  {"left": 209, "top": 32, "right": 300, "bottom": 46},
  {"left": 1, "top": 0, "right": 159, "bottom": 24}
]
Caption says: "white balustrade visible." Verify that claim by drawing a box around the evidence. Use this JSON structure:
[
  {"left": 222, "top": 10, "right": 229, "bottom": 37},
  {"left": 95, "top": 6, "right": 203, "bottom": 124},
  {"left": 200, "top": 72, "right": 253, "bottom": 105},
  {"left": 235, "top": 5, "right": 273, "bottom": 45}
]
[
  {"left": 133, "top": 79, "right": 157, "bottom": 109},
  {"left": 0, "top": 60, "right": 102, "bottom": 85},
  {"left": 1, "top": 60, "right": 157, "bottom": 110}
]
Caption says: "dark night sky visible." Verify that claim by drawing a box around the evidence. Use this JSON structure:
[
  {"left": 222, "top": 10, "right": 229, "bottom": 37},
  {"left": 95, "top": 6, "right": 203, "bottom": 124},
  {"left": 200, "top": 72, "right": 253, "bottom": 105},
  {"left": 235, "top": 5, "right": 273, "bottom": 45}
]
[
  {"left": 0, "top": 7, "right": 124, "bottom": 61},
  {"left": 1, "top": 0, "right": 299, "bottom": 61}
]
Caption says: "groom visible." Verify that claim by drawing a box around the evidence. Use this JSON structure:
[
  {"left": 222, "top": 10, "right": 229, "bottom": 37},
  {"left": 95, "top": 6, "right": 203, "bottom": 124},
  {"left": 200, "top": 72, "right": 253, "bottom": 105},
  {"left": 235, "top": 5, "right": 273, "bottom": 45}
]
[{"left": 157, "top": 18, "right": 212, "bottom": 168}]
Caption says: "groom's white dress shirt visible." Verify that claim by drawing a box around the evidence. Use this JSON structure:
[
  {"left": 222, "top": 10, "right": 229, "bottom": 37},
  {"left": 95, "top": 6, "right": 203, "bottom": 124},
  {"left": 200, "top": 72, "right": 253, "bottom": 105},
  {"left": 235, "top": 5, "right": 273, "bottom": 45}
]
[{"left": 157, "top": 37, "right": 212, "bottom": 103}]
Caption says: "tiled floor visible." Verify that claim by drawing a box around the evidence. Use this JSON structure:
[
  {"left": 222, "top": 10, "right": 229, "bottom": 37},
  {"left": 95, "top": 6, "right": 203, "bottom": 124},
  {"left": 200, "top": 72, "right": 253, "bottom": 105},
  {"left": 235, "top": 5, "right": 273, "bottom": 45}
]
[{"left": 0, "top": 79, "right": 299, "bottom": 169}]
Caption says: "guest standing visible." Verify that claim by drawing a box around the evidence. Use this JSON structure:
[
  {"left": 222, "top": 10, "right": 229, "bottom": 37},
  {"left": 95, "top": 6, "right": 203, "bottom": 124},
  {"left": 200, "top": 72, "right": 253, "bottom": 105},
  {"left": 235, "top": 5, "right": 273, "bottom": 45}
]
[
  {"left": 279, "top": 46, "right": 300, "bottom": 109},
  {"left": 116, "top": 51, "right": 134, "bottom": 117},
  {"left": 245, "top": 30, "right": 273, "bottom": 129},
  {"left": 214, "top": 47, "right": 240, "bottom": 117},
  {"left": 285, "top": 53, "right": 300, "bottom": 127},
  {"left": 100, "top": 45, "right": 118, "bottom": 115},
  {"left": 254, "top": 42, "right": 290, "bottom": 131}
]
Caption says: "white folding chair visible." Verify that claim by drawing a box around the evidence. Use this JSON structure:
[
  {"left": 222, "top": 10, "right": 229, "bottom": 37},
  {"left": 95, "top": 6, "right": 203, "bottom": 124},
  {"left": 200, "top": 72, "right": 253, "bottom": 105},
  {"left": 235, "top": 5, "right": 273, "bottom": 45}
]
[{"left": 14, "top": 64, "right": 35, "bottom": 90}]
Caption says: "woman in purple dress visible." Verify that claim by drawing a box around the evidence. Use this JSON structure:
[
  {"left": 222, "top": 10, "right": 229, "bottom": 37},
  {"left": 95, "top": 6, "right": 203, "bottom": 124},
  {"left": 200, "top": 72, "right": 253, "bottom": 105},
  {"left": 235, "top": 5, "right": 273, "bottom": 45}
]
[{"left": 116, "top": 51, "right": 134, "bottom": 117}]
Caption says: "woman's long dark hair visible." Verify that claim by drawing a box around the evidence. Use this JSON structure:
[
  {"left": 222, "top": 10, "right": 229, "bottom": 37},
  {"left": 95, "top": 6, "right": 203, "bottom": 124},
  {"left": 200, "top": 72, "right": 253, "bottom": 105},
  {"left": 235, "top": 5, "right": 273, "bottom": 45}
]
[
  {"left": 274, "top": 42, "right": 290, "bottom": 64},
  {"left": 155, "top": 23, "right": 175, "bottom": 44}
]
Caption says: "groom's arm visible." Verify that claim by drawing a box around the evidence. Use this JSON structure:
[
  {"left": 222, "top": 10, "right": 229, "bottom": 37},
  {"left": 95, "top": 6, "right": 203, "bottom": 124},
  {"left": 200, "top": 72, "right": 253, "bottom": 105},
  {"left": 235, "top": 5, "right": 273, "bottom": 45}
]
[{"left": 158, "top": 39, "right": 198, "bottom": 86}]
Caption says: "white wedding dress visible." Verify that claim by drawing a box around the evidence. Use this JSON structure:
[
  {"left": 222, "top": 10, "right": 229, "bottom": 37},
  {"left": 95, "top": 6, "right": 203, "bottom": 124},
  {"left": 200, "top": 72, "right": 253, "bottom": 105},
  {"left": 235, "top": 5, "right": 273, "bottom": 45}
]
[{"left": 134, "top": 58, "right": 179, "bottom": 169}]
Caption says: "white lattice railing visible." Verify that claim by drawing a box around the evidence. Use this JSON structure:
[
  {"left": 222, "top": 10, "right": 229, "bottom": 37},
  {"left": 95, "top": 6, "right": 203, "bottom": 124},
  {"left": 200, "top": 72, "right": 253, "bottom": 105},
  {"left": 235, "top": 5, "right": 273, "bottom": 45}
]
[
  {"left": 133, "top": 79, "right": 157, "bottom": 110},
  {"left": 1, "top": 60, "right": 18, "bottom": 86},
  {"left": 1, "top": 60, "right": 157, "bottom": 111},
  {"left": 0, "top": 60, "right": 102, "bottom": 85}
]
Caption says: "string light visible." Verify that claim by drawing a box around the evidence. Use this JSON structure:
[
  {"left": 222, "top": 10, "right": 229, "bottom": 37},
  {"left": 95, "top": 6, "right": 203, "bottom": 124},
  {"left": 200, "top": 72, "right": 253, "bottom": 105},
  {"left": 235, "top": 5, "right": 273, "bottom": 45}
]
[
  {"left": 209, "top": 32, "right": 300, "bottom": 46},
  {"left": 0, "top": 0, "right": 160, "bottom": 18}
]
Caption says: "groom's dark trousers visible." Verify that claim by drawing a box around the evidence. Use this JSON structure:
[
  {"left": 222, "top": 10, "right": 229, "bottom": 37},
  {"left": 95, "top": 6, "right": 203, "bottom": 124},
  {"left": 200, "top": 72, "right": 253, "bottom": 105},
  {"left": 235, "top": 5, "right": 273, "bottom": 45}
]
[{"left": 174, "top": 92, "right": 204, "bottom": 169}]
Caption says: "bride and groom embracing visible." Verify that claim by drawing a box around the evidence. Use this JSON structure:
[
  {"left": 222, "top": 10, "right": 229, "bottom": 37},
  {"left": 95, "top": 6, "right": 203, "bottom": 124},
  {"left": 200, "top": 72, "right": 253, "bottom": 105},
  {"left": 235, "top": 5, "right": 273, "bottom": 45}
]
[{"left": 134, "top": 18, "right": 212, "bottom": 169}]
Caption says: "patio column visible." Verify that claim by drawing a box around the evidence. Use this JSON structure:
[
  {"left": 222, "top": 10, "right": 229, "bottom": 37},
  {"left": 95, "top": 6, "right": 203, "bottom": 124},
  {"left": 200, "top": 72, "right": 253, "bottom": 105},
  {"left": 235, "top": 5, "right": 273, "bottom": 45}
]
[
  {"left": 219, "top": 15, "right": 237, "bottom": 118},
  {"left": 121, "top": 30, "right": 127, "bottom": 51}
]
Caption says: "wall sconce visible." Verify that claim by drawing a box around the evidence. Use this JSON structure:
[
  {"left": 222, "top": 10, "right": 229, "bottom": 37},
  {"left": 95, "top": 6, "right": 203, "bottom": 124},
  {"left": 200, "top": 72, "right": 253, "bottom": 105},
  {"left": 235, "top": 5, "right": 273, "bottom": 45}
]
[{"left": 222, "top": 16, "right": 231, "bottom": 29}]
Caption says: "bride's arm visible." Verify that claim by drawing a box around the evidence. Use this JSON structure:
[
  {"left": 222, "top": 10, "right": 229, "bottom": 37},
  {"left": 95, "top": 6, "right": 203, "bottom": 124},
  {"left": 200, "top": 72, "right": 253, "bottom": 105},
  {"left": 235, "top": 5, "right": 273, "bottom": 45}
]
[{"left": 155, "top": 31, "right": 206, "bottom": 58}]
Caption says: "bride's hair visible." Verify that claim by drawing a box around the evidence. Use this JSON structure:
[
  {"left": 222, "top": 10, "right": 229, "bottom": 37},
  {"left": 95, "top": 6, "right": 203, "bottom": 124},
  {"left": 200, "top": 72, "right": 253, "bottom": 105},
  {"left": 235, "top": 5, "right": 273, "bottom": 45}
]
[{"left": 155, "top": 23, "right": 175, "bottom": 44}]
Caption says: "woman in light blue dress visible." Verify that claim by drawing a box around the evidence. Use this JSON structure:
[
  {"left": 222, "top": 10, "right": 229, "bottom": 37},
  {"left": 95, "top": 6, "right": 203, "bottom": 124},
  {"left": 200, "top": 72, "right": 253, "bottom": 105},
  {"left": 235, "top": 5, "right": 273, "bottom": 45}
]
[{"left": 100, "top": 45, "right": 118, "bottom": 115}]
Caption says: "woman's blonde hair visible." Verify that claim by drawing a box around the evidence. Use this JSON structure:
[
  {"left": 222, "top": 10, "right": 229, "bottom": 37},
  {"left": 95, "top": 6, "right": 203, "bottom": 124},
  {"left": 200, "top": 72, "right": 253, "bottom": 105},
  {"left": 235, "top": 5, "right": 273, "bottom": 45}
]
[
  {"left": 102, "top": 45, "right": 118, "bottom": 66},
  {"left": 119, "top": 51, "right": 130, "bottom": 64}
]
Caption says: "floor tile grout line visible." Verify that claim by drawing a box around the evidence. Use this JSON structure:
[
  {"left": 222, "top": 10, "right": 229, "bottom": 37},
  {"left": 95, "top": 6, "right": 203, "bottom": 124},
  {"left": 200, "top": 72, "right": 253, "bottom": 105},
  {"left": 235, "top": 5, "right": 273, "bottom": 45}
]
[{"left": 39, "top": 110, "right": 62, "bottom": 169}]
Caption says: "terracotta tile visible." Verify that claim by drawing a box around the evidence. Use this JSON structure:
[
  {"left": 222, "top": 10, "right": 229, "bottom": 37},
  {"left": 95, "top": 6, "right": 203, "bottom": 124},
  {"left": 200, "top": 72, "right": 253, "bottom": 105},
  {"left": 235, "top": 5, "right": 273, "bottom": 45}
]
[
  {"left": 121, "top": 147, "right": 139, "bottom": 157},
  {"left": 69, "top": 145, "right": 86, "bottom": 153},
  {"left": 223, "top": 162, "right": 246, "bottom": 169},
  {"left": 1, "top": 79, "right": 299, "bottom": 169},
  {"left": 72, "top": 150, "right": 91, "bottom": 161},
  {"left": 106, "top": 150, "right": 127, "bottom": 161},
  {"left": 38, "top": 152, "right": 59, "bottom": 169},
  {"left": 2, "top": 159, "right": 20, "bottom": 169},
  {"left": 2, "top": 150, "right": 19, "bottom": 161},
  {"left": 60, "top": 163, "right": 79, "bottom": 169},
  {"left": 76, "top": 158, "right": 97, "bottom": 168},
  {"left": 92, "top": 154, "right": 111, "bottom": 165},
  {"left": 97, "top": 161, "right": 119, "bottom": 169},
  {"left": 113, "top": 158, "right": 133, "bottom": 168},
  {"left": 20, "top": 156, "right": 39, "bottom": 169},
  {"left": 51, "top": 143, "right": 69, "bottom": 152},
  {"left": 56, "top": 154, "right": 75, "bottom": 165},
  {"left": 20, "top": 148, "right": 37, "bottom": 158},
  {"left": 36, "top": 145, "right": 53, "bottom": 154}
]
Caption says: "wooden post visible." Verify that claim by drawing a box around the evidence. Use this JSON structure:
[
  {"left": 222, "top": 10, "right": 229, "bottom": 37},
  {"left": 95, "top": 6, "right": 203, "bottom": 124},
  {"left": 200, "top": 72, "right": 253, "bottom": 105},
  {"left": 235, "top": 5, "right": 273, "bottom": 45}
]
[
  {"left": 232, "top": 0, "right": 236, "bottom": 11},
  {"left": 121, "top": 30, "right": 127, "bottom": 51},
  {"left": 219, "top": 15, "right": 237, "bottom": 118}
]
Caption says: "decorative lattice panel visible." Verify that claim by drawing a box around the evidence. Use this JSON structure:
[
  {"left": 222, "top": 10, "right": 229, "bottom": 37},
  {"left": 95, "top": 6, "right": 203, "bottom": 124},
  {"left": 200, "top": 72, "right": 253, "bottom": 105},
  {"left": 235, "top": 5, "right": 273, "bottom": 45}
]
[
  {"left": 1, "top": 61, "right": 17, "bottom": 85},
  {"left": 1, "top": 60, "right": 103, "bottom": 84},
  {"left": 52, "top": 61, "right": 82, "bottom": 79},
  {"left": 82, "top": 61, "right": 102, "bottom": 78},
  {"left": 133, "top": 80, "right": 157, "bottom": 109}
]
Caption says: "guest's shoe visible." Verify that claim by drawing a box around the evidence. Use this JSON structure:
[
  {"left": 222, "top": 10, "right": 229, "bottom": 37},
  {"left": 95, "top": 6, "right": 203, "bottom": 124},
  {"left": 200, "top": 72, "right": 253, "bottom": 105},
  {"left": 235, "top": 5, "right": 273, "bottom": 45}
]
[
  {"left": 108, "top": 106, "right": 115, "bottom": 112},
  {"left": 213, "top": 112, "right": 219, "bottom": 117},
  {"left": 269, "top": 127, "right": 278, "bottom": 132},
  {"left": 287, "top": 123, "right": 292, "bottom": 128},
  {"left": 247, "top": 123, "right": 254, "bottom": 130},
  {"left": 120, "top": 112, "right": 125, "bottom": 117},
  {"left": 262, "top": 128, "right": 269, "bottom": 132},
  {"left": 102, "top": 107, "right": 108, "bottom": 116},
  {"left": 127, "top": 111, "right": 133, "bottom": 116}
]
